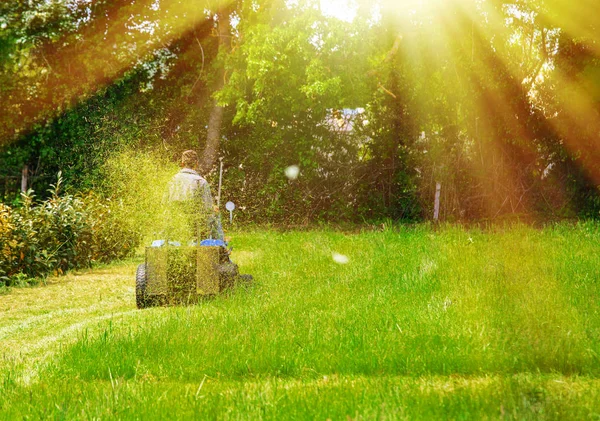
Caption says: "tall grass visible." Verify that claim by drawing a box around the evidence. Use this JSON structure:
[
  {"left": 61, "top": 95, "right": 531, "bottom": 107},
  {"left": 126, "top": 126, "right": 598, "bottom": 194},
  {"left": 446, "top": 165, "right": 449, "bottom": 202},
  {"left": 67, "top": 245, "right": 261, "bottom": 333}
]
[
  {"left": 1, "top": 223, "right": 599, "bottom": 419},
  {"left": 99, "top": 148, "right": 187, "bottom": 244},
  {"left": 54, "top": 223, "right": 600, "bottom": 379}
]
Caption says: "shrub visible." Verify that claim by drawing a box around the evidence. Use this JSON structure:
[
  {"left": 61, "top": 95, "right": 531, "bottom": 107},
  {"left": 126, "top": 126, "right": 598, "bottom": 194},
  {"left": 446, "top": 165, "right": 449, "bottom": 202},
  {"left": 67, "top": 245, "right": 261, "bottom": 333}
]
[
  {"left": 0, "top": 203, "right": 18, "bottom": 283},
  {"left": 0, "top": 175, "right": 140, "bottom": 286}
]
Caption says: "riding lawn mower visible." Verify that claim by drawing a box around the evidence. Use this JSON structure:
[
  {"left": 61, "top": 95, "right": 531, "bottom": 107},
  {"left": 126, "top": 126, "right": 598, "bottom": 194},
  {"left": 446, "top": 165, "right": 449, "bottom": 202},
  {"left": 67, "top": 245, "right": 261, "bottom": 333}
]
[{"left": 135, "top": 239, "right": 251, "bottom": 309}]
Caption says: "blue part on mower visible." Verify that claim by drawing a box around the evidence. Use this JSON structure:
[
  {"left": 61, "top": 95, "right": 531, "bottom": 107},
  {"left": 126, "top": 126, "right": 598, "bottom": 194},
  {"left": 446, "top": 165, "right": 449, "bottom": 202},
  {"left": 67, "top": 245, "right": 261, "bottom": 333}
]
[
  {"left": 150, "top": 240, "right": 182, "bottom": 247},
  {"left": 200, "top": 239, "right": 227, "bottom": 247},
  {"left": 150, "top": 239, "right": 226, "bottom": 247}
]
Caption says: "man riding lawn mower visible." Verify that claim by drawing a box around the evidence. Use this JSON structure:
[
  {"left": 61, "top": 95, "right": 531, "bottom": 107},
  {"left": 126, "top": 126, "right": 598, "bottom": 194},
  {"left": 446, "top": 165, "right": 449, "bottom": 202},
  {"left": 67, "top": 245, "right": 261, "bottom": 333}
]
[{"left": 135, "top": 150, "right": 252, "bottom": 309}]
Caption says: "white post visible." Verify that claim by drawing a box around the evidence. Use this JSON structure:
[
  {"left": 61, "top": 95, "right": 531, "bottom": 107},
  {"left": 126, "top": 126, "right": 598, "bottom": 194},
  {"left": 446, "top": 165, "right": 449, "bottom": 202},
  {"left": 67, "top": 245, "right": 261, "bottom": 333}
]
[
  {"left": 217, "top": 158, "right": 223, "bottom": 208},
  {"left": 434, "top": 182, "right": 441, "bottom": 221},
  {"left": 20, "top": 165, "right": 28, "bottom": 193}
]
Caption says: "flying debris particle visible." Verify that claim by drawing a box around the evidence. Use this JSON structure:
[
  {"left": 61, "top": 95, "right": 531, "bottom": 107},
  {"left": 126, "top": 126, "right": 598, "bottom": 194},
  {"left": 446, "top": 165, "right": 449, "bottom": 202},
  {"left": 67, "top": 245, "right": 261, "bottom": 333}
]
[
  {"left": 332, "top": 252, "right": 349, "bottom": 264},
  {"left": 285, "top": 165, "right": 300, "bottom": 180}
]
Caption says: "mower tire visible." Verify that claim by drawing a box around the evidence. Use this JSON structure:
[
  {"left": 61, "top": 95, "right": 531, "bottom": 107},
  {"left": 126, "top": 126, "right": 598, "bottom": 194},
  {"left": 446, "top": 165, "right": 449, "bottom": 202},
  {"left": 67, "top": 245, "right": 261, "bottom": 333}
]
[{"left": 136, "top": 263, "right": 148, "bottom": 309}]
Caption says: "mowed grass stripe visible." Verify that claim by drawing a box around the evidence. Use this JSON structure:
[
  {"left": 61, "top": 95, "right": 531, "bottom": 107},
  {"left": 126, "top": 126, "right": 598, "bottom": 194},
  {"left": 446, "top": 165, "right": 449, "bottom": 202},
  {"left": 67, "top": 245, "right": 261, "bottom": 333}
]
[{"left": 0, "top": 262, "right": 138, "bottom": 382}]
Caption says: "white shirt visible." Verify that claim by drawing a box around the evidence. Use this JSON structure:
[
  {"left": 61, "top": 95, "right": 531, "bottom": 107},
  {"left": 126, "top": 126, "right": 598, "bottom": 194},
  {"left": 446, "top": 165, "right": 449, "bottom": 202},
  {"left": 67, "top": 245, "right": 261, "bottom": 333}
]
[{"left": 168, "top": 168, "right": 213, "bottom": 211}]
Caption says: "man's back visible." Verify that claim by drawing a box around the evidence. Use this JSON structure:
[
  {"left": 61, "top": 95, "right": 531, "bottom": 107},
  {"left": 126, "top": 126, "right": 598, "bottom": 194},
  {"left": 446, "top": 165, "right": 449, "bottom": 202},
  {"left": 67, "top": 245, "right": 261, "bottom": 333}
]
[
  {"left": 168, "top": 169, "right": 212, "bottom": 210},
  {"left": 167, "top": 166, "right": 223, "bottom": 241}
]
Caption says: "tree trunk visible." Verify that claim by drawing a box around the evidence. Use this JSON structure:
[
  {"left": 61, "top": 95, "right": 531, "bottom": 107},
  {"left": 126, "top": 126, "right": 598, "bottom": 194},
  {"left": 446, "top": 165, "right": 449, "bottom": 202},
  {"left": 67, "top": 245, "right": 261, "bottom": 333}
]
[
  {"left": 201, "top": 11, "right": 231, "bottom": 173},
  {"left": 21, "top": 164, "right": 28, "bottom": 193},
  {"left": 203, "top": 100, "right": 225, "bottom": 173}
]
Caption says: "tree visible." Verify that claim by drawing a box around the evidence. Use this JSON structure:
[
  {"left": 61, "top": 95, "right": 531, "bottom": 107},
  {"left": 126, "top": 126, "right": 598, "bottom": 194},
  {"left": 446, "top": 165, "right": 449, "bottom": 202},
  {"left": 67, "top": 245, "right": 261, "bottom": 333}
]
[{"left": 1, "top": 0, "right": 598, "bottom": 221}]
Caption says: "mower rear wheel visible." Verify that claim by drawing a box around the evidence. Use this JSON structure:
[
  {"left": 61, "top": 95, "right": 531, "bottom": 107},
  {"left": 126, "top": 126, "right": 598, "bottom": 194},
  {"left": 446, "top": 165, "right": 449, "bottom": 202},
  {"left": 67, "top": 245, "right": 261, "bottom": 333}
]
[{"left": 136, "top": 263, "right": 147, "bottom": 309}]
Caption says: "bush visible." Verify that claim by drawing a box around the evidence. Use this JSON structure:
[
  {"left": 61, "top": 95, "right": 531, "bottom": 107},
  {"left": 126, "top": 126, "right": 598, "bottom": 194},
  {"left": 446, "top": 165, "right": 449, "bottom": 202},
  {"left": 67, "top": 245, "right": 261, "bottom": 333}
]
[{"left": 0, "top": 175, "right": 140, "bottom": 286}]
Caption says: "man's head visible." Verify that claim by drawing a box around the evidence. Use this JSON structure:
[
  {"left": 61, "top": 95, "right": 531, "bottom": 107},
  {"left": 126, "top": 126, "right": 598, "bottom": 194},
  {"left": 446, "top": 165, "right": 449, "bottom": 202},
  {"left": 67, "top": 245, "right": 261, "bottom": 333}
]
[{"left": 181, "top": 150, "right": 199, "bottom": 170}]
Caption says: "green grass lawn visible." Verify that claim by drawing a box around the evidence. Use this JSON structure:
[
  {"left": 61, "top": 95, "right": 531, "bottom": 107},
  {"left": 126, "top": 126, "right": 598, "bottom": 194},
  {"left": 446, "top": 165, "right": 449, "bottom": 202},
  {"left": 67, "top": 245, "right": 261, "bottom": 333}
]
[{"left": 1, "top": 223, "right": 599, "bottom": 419}]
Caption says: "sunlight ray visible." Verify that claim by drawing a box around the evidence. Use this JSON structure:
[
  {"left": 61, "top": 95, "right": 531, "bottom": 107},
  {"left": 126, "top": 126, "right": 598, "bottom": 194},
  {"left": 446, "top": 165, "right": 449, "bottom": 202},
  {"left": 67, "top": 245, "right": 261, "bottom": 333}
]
[{"left": 1, "top": 0, "right": 232, "bottom": 146}]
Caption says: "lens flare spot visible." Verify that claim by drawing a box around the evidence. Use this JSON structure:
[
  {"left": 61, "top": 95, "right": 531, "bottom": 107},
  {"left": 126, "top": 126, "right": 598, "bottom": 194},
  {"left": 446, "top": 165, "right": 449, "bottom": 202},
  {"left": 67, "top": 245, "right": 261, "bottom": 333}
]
[
  {"left": 285, "top": 165, "right": 300, "bottom": 180},
  {"left": 332, "top": 252, "right": 350, "bottom": 264}
]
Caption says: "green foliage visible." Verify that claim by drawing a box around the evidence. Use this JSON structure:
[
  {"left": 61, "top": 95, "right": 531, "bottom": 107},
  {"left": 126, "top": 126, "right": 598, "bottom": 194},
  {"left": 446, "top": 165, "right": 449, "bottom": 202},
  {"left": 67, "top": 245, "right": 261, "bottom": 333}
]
[
  {"left": 214, "top": 6, "right": 381, "bottom": 222},
  {"left": 0, "top": 0, "right": 599, "bottom": 222},
  {"left": 0, "top": 175, "right": 139, "bottom": 286}
]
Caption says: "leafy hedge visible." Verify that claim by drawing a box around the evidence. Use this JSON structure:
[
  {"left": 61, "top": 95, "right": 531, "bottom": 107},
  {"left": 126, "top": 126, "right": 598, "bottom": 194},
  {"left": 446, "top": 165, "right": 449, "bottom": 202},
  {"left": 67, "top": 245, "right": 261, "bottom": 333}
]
[{"left": 0, "top": 176, "right": 140, "bottom": 286}]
